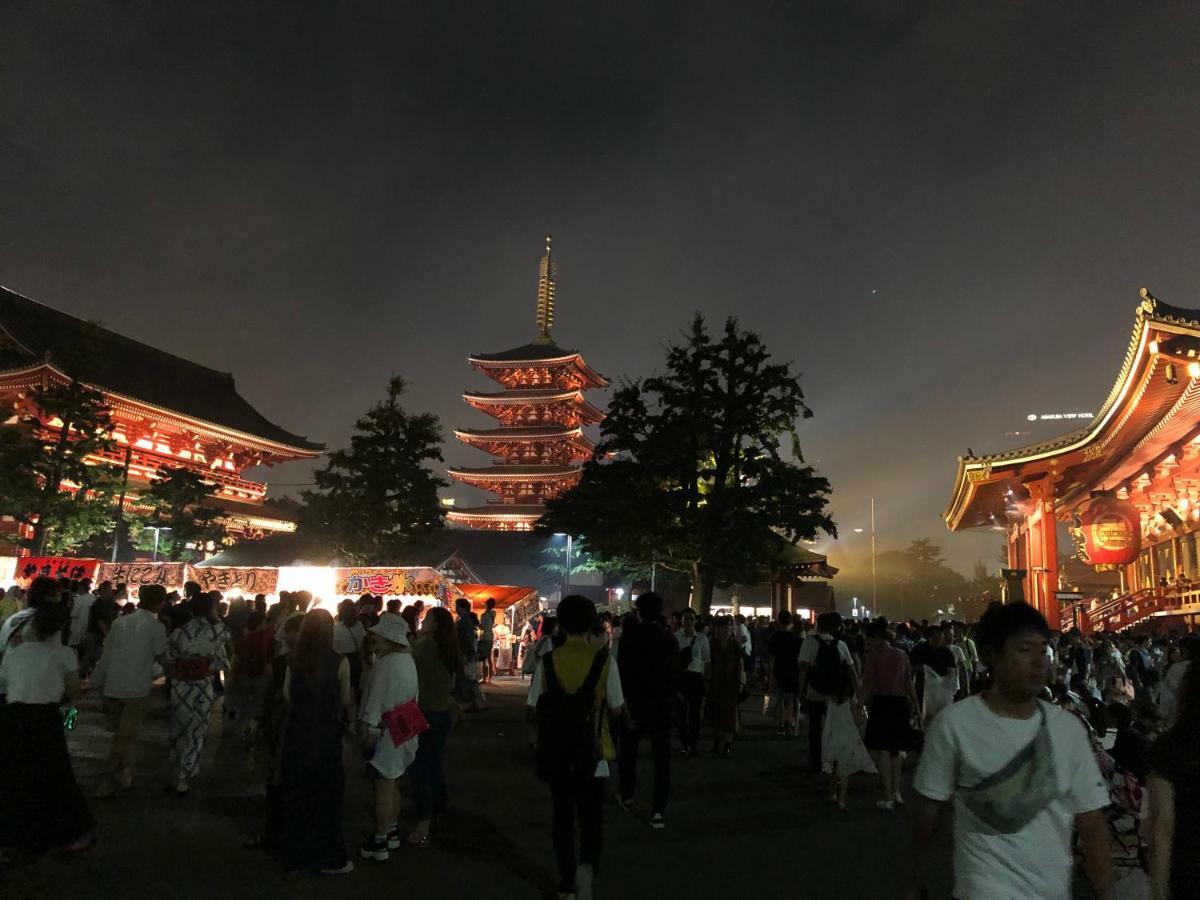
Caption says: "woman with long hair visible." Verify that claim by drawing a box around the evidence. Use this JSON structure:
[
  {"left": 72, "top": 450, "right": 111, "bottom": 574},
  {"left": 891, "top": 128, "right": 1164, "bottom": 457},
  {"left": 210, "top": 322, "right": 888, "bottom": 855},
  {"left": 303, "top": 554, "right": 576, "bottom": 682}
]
[
  {"left": 407, "top": 606, "right": 461, "bottom": 846},
  {"left": 1147, "top": 646, "right": 1200, "bottom": 898},
  {"left": 0, "top": 576, "right": 94, "bottom": 856},
  {"left": 279, "top": 609, "right": 354, "bottom": 875},
  {"left": 707, "top": 616, "right": 743, "bottom": 757},
  {"left": 165, "top": 591, "right": 230, "bottom": 795}
]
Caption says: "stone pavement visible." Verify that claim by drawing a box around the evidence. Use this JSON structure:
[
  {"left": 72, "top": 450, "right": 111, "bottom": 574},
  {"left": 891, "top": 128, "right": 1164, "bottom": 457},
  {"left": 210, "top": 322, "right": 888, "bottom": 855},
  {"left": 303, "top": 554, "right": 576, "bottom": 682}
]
[{"left": 3, "top": 678, "right": 954, "bottom": 900}]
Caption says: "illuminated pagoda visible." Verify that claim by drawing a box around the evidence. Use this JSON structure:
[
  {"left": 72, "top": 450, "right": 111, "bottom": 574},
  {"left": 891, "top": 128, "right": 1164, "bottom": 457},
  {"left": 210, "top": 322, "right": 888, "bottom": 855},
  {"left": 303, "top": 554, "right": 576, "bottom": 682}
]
[
  {"left": 447, "top": 237, "right": 608, "bottom": 531},
  {"left": 0, "top": 286, "right": 323, "bottom": 545},
  {"left": 945, "top": 289, "right": 1200, "bottom": 633}
]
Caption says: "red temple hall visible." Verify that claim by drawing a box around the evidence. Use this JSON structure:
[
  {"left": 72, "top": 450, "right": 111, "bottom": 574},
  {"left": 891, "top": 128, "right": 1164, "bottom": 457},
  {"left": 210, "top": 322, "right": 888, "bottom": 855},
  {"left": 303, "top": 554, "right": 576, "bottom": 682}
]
[
  {"left": 447, "top": 237, "right": 608, "bottom": 531},
  {"left": 0, "top": 286, "right": 323, "bottom": 544},
  {"left": 946, "top": 289, "right": 1200, "bottom": 633}
]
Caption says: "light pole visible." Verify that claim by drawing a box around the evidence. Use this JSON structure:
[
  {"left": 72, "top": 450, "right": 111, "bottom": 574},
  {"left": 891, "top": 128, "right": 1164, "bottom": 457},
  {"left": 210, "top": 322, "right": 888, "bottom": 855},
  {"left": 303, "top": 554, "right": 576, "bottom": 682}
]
[
  {"left": 870, "top": 497, "right": 877, "bottom": 613},
  {"left": 148, "top": 525, "right": 171, "bottom": 561}
]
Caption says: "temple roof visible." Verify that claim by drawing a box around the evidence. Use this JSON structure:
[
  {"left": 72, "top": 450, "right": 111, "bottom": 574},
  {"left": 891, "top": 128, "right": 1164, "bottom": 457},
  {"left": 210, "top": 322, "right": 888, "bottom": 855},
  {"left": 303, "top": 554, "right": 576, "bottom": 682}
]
[
  {"left": 454, "top": 425, "right": 592, "bottom": 441},
  {"left": 447, "top": 464, "right": 580, "bottom": 478},
  {"left": 471, "top": 340, "right": 580, "bottom": 362},
  {"left": 946, "top": 289, "right": 1200, "bottom": 530},
  {"left": 448, "top": 504, "right": 546, "bottom": 517},
  {"left": 0, "top": 286, "right": 323, "bottom": 453}
]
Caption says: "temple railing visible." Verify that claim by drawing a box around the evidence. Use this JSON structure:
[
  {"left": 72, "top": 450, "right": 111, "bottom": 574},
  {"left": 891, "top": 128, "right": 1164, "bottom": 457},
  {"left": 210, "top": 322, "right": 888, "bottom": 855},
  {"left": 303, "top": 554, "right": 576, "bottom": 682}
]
[{"left": 1080, "top": 586, "right": 1200, "bottom": 633}]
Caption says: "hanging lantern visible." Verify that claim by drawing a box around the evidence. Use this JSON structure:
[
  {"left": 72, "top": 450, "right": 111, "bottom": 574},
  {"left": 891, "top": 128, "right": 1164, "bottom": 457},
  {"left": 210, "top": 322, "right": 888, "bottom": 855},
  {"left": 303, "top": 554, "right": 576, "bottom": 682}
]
[{"left": 1073, "top": 492, "right": 1142, "bottom": 567}]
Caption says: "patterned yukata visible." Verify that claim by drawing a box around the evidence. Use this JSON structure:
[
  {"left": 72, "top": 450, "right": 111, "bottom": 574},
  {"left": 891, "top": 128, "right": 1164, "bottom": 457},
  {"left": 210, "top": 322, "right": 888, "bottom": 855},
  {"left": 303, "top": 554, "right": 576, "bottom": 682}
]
[{"left": 167, "top": 618, "right": 230, "bottom": 781}]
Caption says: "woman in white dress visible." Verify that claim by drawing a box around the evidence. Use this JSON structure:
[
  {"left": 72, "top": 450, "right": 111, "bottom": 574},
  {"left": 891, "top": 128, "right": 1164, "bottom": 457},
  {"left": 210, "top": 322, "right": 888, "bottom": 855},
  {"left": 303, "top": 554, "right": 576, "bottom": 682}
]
[
  {"left": 821, "top": 656, "right": 876, "bottom": 810},
  {"left": 357, "top": 613, "right": 420, "bottom": 863}
]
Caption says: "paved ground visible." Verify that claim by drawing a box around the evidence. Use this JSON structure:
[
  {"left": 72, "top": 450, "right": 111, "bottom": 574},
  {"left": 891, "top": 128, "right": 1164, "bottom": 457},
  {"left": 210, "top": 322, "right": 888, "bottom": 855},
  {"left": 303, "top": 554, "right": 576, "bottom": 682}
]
[{"left": 4, "top": 678, "right": 957, "bottom": 900}]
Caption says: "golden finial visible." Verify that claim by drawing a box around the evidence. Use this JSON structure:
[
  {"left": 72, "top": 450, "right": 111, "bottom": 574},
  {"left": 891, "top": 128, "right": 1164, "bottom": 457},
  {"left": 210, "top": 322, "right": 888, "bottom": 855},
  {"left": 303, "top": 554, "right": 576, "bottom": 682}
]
[{"left": 535, "top": 234, "right": 556, "bottom": 342}]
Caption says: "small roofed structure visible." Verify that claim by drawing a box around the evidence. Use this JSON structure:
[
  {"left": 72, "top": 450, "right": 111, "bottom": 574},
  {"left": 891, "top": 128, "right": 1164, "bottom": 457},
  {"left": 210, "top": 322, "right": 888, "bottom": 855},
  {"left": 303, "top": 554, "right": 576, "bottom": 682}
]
[{"left": 946, "top": 289, "right": 1200, "bottom": 631}]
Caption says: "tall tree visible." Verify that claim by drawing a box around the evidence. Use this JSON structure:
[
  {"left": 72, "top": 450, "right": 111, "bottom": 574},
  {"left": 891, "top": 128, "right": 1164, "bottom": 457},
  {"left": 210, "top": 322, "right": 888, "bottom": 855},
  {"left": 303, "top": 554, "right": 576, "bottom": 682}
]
[
  {"left": 907, "top": 538, "right": 945, "bottom": 566},
  {"left": 541, "top": 315, "right": 836, "bottom": 612},
  {"left": 0, "top": 381, "right": 119, "bottom": 553},
  {"left": 301, "top": 376, "right": 447, "bottom": 564},
  {"left": 131, "top": 466, "right": 228, "bottom": 561}
]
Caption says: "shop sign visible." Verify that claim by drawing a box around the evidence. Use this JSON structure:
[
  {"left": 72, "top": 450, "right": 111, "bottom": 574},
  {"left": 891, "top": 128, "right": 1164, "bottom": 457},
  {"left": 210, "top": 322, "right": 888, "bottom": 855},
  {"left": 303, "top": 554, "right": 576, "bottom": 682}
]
[{"left": 15, "top": 556, "right": 100, "bottom": 583}]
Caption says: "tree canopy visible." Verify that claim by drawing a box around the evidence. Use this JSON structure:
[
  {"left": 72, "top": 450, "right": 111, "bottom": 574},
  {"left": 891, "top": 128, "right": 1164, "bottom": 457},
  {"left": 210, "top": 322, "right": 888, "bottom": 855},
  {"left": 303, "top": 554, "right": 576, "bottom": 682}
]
[
  {"left": 0, "top": 380, "right": 120, "bottom": 554},
  {"left": 540, "top": 314, "right": 835, "bottom": 611},
  {"left": 301, "top": 376, "right": 447, "bottom": 564},
  {"left": 130, "top": 466, "right": 228, "bottom": 561}
]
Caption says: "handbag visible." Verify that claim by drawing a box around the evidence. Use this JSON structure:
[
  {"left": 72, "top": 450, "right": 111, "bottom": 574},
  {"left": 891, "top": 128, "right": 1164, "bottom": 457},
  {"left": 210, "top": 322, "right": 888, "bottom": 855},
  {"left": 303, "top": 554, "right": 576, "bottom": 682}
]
[{"left": 381, "top": 699, "right": 430, "bottom": 747}]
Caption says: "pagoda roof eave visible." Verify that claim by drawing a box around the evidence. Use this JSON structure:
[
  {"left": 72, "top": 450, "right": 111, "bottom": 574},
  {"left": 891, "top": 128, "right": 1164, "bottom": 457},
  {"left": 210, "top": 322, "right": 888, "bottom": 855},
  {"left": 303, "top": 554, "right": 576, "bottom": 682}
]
[
  {"left": 447, "top": 464, "right": 581, "bottom": 479},
  {"left": 945, "top": 289, "right": 1200, "bottom": 531},
  {"left": 467, "top": 352, "right": 608, "bottom": 389},
  {"left": 0, "top": 360, "right": 324, "bottom": 458}
]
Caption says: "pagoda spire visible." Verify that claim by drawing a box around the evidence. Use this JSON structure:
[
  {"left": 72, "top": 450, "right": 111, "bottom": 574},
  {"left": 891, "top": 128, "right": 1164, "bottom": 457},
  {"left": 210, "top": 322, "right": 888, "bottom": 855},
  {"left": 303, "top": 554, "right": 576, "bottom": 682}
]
[{"left": 535, "top": 234, "right": 556, "bottom": 343}]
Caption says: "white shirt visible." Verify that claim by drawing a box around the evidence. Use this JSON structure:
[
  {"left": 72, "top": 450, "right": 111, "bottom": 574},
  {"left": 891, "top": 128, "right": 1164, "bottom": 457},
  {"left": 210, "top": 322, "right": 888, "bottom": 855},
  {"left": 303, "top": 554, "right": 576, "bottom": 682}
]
[
  {"left": 736, "top": 622, "right": 752, "bottom": 657},
  {"left": 91, "top": 608, "right": 168, "bottom": 700},
  {"left": 68, "top": 592, "right": 96, "bottom": 646},
  {"left": 913, "top": 696, "right": 1110, "bottom": 900},
  {"left": 675, "top": 631, "right": 711, "bottom": 674},
  {"left": 527, "top": 646, "right": 625, "bottom": 777},
  {"left": 798, "top": 633, "right": 855, "bottom": 701},
  {"left": 333, "top": 621, "right": 365, "bottom": 655},
  {"left": 0, "top": 635, "right": 78, "bottom": 703},
  {"left": 479, "top": 609, "right": 496, "bottom": 643},
  {"left": 1161, "top": 660, "right": 1190, "bottom": 728}
]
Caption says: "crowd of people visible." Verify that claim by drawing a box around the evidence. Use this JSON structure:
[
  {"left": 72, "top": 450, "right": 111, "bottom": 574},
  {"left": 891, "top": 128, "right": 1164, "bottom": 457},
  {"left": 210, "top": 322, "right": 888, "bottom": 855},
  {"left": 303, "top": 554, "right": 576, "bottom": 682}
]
[{"left": 0, "top": 575, "right": 1197, "bottom": 899}]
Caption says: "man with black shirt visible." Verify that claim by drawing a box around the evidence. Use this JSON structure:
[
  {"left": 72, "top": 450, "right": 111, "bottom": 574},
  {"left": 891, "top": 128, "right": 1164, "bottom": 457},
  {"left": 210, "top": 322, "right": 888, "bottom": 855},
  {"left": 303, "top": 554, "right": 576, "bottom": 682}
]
[
  {"left": 615, "top": 592, "right": 676, "bottom": 830},
  {"left": 768, "top": 610, "right": 802, "bottom": 736}
]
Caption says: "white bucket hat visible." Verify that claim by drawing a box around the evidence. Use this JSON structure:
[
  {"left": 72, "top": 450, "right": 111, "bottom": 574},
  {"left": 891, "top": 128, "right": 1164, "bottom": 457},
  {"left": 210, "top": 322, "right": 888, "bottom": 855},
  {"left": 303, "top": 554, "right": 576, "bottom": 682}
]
[{"left": 370, "top": 612, "right": 411, "bottom": 647}]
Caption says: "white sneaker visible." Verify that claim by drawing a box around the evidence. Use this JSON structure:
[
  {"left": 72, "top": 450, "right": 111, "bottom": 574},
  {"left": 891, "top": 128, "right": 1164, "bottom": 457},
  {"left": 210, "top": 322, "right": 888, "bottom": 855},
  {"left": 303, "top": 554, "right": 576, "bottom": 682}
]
[
  {"left": 575, "top": 864, "right": 594, "bottom": 900},
  {"left": 893, "top": 792, "right": 905, "bottom": 806},
  {"left": 875, "top": 800, "right": 894, "bottom": 811}
]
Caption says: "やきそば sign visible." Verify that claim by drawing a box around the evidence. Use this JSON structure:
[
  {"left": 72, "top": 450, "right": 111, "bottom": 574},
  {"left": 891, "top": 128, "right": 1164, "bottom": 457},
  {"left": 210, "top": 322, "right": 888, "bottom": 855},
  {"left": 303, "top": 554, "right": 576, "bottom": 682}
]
[
  {"left": 16, "top": 557, "right": 100, "bottom": 583},
  {"left": 1074, "top": 493, "right": 1141, "bottom": 567}
]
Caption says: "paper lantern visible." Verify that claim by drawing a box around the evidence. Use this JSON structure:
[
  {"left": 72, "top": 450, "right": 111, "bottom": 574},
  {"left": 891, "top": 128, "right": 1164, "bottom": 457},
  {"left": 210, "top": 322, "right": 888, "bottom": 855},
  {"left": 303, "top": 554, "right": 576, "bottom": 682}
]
[{"left": 1076, "top": 493, "right": 1141, "bottom": 567}]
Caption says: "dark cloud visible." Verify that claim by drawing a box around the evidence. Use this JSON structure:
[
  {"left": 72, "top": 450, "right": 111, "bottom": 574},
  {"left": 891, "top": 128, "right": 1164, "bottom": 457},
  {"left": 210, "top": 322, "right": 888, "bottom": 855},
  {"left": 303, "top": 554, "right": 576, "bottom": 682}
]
[{"left": 3, "top": 1, "right": 1199, "bottom": 576}]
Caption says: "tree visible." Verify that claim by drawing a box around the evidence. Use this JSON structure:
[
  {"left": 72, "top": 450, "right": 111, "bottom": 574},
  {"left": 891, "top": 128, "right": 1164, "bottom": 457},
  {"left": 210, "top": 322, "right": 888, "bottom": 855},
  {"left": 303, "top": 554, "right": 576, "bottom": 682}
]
[
  {"left": 301, "top": 376, "right": 447, "bottom": 564},
  {"left": 907, "top": 537, "right": 945, "bottom": 566},
  {"left": 540, "top": 315, "right": 836, "bottom": 612},
  {"left": 130, "top": 466, "right": 228, "bottom": 561},
  {"left": 0, "top": 380, "right": 120, "bottom": 553}
]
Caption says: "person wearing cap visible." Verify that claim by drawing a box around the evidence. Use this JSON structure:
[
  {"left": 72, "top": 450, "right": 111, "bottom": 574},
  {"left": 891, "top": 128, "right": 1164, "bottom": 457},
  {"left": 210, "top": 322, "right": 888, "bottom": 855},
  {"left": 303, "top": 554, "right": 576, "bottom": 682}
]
[{"left": 358, "top": 612, "right": 420, "bottom": 863}]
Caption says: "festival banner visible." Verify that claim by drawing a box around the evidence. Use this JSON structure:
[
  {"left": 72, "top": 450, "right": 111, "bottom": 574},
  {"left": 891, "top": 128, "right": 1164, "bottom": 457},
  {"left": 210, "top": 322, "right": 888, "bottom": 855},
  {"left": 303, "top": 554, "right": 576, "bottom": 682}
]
[
  {"left": 334, "top": 566, "right": 462, "bottom": 603},
  {"left": 14, "top": 556, "right": 100, "bottom": 583},
  {"left": 96, "top": 562, "right": 187, "bottom": 590},
  {"left": 187, "top": 565, "right": 279, "bottom": 595}
]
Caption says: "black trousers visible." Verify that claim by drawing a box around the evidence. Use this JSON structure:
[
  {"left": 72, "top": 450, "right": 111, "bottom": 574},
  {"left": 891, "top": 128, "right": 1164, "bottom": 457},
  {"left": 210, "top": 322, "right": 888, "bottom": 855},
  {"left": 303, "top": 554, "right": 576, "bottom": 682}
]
[
  {"left": 550, "top": 774, "right": 604, "bottom": 892},
  {"left": 678, "top": 672, "right": 705, "bottom": 751},
  {"left": 807, "top": 699, "right": 827, "bottom": 772},
  {"left": 618, "top": 718, "right": 671, "bottom": 813}
]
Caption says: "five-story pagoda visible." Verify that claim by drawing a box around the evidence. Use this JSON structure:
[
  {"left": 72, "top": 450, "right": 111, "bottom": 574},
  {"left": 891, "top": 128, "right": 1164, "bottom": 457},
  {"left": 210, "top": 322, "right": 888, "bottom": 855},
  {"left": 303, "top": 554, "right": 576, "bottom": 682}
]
[{"left": 446, "top": 237, "right": 608, "bottom": 531}]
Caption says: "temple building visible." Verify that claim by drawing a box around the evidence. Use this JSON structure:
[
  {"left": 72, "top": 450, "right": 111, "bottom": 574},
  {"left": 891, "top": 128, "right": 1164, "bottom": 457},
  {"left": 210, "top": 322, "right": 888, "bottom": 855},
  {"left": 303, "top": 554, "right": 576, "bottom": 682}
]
[
  {"left": 0, "top": 286, "right": 323, "bottom": 545},
  {"left": 447, "top": 237, "right": 608, "bottom": 531},
  {"left": 946, "top": 289, "right": 1200, "bottom": 633}
]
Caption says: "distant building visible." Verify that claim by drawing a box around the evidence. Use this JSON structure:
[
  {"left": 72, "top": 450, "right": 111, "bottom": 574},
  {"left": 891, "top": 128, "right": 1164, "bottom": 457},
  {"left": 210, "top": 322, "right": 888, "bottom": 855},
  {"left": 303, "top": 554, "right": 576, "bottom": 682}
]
[
  {"left": 0, "top": 286, "right": 323, "bottom": 548},
  {"left": 447, "top": 237, "right": 608, "bottom": 531}
]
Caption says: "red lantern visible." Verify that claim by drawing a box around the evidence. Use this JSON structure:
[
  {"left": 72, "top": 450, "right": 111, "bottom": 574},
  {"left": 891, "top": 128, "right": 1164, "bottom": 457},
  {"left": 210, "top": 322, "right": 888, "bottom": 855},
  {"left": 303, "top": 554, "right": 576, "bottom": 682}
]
[{"left": 1076, "top": 493, "right": 1141, "bottom": 567}]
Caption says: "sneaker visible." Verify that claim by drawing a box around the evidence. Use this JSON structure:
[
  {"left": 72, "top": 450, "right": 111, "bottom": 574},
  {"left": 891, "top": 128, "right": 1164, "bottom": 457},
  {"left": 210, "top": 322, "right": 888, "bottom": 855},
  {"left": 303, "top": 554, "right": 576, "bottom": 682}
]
[
  {"left": 575, "top": 863, "right": 595, "bottom": 900},
  {"left": 617, "top": 797, "right": 634, "bottom": 813},
  {"left": 649, "top": 812, "right": 665, "bottom": 830},
  {"left": 386, "top": 827, "right": 402, "bottom": 850},
  {"left": 893, "top": 792, "right": 905, "bottom": 806},
  {"left": 320, "top": 861, "right": 355, "bottom": 875},
  {"left": 875, "top": 800, "right": 894, "bottom": 812},
  {"left": 359, "top": 835, "right": 389, "bottom": 862}
]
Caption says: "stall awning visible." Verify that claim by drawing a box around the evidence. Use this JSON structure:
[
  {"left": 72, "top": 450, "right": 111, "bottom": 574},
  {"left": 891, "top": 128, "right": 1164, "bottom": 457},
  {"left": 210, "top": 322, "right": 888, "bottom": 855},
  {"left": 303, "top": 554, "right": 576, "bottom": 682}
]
[{"left": 456, "top": 583, "right": 538, "bottom": 612}]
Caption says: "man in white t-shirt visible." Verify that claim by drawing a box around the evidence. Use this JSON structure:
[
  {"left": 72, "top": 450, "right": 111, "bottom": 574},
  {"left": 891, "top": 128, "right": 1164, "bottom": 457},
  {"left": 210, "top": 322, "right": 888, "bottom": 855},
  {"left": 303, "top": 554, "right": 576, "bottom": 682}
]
[
  {"left": 68, "top": 578, "right": 97, "bottom": 649},
  {"left": 675, "top": 609, "right": 710, "bottom": 756},
  {"left": 797, "top": 611, "right": 856, "bottom": 773},
  {"left": 91, "top": 584, "right": 169, "bottom": 798},
  {"left": 908, "top": 602, "right": 1112, "bottom": 900}
]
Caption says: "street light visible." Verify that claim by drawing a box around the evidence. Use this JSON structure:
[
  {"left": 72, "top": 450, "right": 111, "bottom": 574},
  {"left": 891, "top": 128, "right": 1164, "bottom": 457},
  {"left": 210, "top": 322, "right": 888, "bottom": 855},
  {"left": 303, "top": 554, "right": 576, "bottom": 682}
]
[{"left": 147, "top": 525, "right": 171, "bottom": 561}]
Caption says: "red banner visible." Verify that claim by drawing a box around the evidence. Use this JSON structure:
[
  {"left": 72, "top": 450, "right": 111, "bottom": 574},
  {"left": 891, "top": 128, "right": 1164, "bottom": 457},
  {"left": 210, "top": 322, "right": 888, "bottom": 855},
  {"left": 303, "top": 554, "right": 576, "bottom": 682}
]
[
  {"left": 1076, "top": 493, "right": 1141, "bottom": 567},
  {"left": 14, "top": 556, "right": 100, "bottom": 584},
  {"left": 187, "top": 565, "right": 278, "bottom": 595},
  {"left": 96, "top": 562, "right": 187, "bottom": 590}
]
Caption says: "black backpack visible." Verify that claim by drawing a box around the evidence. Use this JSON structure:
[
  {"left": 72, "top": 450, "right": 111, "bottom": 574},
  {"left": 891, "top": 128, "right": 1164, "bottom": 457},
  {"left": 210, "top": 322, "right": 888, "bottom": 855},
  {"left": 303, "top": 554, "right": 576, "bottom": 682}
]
[
  {"left": 807, "top": 637, "right": 844, "bottom": 696},
  {"left": 535, "top": 648, "right": 609, "bottom": 782}
]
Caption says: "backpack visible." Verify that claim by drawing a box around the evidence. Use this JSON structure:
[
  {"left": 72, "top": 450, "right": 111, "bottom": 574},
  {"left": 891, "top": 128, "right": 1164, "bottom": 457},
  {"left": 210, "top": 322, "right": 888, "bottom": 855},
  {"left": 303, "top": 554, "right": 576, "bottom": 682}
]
[
  {"left": 535, "top": 648, "right": 609, "bottom": 782},
  {"left": 807, "top": 637, "right": 844, "bottom": 696}
]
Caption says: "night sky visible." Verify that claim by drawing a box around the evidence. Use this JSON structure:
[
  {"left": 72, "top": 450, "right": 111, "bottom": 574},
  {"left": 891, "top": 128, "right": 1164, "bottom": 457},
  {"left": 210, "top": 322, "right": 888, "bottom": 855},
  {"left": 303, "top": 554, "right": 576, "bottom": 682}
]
[{"left": 4, "top": 3, "right": 1200, "bottom": 577}]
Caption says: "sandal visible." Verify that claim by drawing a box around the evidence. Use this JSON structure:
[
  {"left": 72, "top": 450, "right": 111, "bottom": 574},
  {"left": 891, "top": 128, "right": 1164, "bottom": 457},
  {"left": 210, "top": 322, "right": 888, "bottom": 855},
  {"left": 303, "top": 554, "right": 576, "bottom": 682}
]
[{"left": 405, "top": 834, "right": 431, "bottom": 848}]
